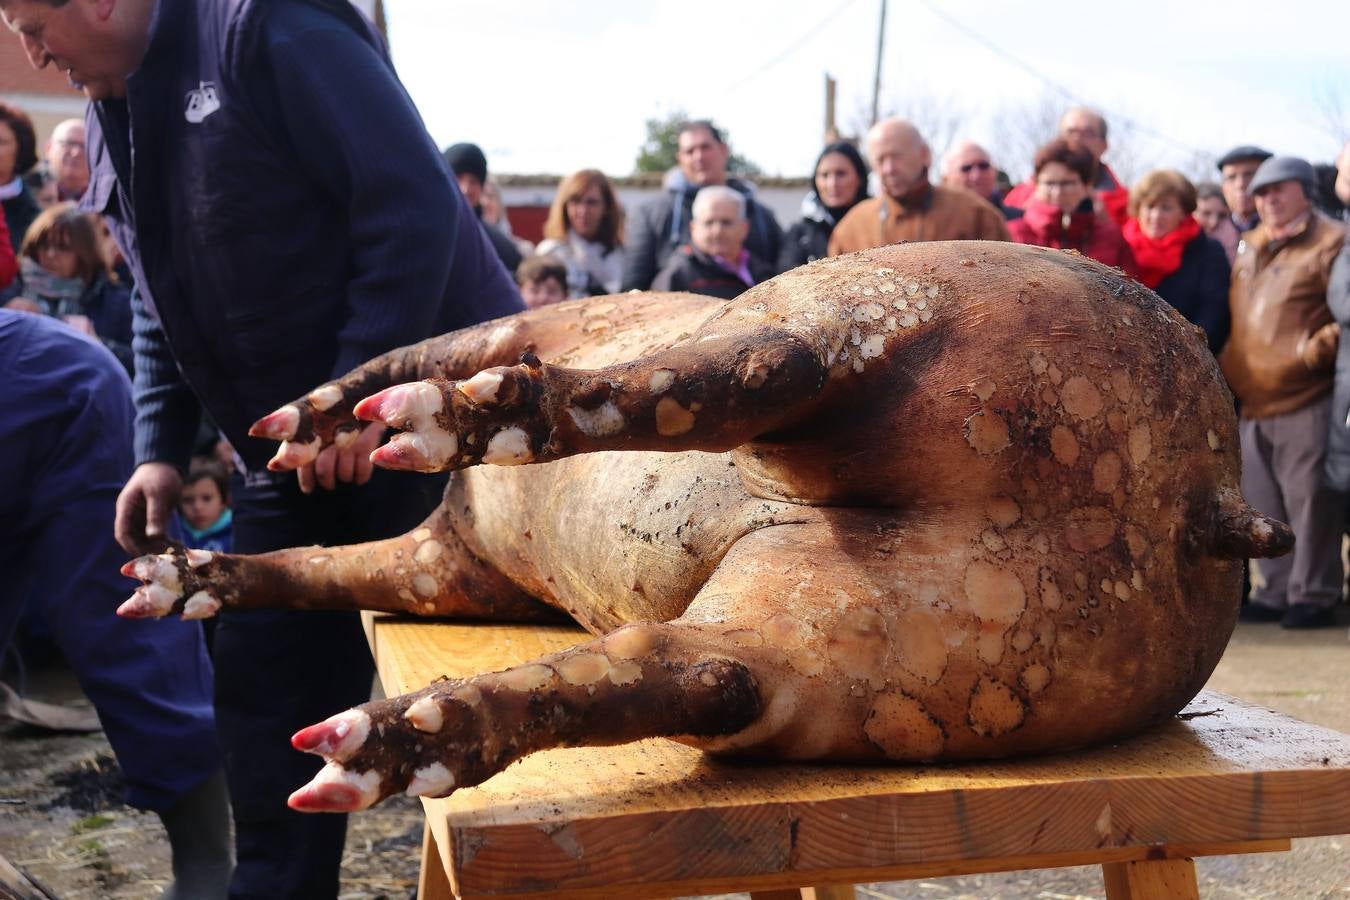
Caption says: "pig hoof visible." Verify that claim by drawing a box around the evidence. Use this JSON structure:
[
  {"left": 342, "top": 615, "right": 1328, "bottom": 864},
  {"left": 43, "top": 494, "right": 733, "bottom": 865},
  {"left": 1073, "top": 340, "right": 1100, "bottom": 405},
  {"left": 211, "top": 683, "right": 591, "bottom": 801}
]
[
  {"left": 118, "top": 552, "right": 187, "bottom": 618},
  {"left": 287, "top": 761, "right": 381, "bottom": 813},
  {"left": 267, "top": 435, "right": 323, "bottom": 471},
  {"left": 249, "top": 404, "right": 302, "bottom": 441},
  {"left": 291, "top": 709, "right": 371, "bottom": 761},
  {"left": 355, "top": 383, "right": 460, "bottom": 471}
]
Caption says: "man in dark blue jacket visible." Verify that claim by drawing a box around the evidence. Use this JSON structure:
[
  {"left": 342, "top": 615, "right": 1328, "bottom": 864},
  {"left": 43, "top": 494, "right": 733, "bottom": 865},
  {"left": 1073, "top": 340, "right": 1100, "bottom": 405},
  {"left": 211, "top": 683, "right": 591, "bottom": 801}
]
[{"left": 1, "top": 0, "right": 524, "bottom": 896}]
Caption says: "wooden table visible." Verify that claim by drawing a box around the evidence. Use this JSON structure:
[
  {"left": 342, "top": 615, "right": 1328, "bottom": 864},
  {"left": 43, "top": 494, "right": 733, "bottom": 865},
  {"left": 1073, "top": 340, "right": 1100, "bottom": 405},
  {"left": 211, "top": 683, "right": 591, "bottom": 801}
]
[{"left": 361, "top": 613, "right": 1350, "bottom": 900}]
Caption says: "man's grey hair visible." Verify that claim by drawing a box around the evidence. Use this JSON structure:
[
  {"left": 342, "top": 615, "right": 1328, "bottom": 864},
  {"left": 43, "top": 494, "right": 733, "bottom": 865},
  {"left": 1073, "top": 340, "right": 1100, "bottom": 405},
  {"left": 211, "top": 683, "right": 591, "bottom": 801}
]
[
  {"left": 692, "top": 185, "right": 746, "bottom": 222},
  {"left": 1061, "top": 106, "right": 1108, "bottom": 141}
]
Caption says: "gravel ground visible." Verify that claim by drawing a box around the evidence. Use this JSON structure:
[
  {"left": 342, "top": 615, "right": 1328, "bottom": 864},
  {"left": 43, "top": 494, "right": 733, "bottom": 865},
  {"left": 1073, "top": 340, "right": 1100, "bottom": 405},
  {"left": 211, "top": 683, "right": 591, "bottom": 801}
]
[{"left": 3, "top": 618, "right": 1350, "bottom": 899}]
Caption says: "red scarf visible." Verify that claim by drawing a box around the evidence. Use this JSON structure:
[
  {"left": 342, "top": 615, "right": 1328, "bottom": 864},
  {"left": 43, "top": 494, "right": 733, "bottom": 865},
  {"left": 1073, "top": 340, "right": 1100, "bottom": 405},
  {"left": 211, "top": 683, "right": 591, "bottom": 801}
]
[{"left": 1122, "top": 216, "right": 1201, "bottom": 288}]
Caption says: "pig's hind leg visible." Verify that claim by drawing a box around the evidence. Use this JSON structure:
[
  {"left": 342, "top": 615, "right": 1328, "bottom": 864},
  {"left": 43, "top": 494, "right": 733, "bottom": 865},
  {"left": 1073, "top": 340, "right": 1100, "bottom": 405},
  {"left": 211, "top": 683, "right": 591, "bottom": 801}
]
[
  {"left": 284, "top": 619, "right": 766, "bottom": 811},
  {"left": 118, "top": 505, "right": 553, "bottom": 623},
  {"left": 310, "top": 328, "right": 831, "bottom": 473}
]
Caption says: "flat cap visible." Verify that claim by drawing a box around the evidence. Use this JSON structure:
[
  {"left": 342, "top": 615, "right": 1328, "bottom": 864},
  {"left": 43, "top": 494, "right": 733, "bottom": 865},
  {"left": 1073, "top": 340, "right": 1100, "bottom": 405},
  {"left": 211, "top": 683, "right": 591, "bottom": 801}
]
[
  {"left": 1216, "top": 145, "right": 1273, "bottom": 170},
  {"left": 1248, "top": 155, "right": 1315, "bottom": 194}
]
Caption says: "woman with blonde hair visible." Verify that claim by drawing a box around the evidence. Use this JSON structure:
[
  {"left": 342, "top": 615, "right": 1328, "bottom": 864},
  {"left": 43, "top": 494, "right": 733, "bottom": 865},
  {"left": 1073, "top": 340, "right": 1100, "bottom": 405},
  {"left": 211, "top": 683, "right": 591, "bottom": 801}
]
[
  {"left": 537, "top": 169, "right": 625, "bottom": 297},
  {"left": 1122, "top": 170, "right": 1230, "bottom": 353}
]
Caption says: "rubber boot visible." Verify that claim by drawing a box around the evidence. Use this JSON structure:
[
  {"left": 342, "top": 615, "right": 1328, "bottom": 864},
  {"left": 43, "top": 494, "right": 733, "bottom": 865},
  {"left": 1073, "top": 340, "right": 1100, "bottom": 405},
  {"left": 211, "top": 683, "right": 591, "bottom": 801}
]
[{"left": 157, "top": 768, "right": 234, "bottom": 900}]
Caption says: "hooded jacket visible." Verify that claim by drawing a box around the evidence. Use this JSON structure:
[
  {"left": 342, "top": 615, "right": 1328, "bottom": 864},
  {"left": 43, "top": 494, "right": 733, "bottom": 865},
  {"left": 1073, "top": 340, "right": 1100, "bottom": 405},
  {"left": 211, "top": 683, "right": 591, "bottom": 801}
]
[
  {"left": 621, "top": 170, "right": 783, "bottom": 291},
  {"left": 82, "top": 0, "right": 523, "bottom": 474}
]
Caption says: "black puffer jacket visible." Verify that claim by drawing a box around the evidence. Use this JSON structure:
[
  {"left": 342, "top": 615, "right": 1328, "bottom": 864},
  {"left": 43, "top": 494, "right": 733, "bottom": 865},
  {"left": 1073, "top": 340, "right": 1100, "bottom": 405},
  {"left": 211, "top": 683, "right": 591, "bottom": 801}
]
[{"left": 1323, "top": 238, "right": 1350, "bottom": 489}]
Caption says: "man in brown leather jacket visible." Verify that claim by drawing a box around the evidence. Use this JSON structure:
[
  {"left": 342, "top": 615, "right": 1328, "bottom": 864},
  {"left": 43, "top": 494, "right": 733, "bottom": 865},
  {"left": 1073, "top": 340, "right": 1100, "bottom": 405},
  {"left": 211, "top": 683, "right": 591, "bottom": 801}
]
[{"left": 1219, "top": 156, "right": 1348, "bottom": 628}]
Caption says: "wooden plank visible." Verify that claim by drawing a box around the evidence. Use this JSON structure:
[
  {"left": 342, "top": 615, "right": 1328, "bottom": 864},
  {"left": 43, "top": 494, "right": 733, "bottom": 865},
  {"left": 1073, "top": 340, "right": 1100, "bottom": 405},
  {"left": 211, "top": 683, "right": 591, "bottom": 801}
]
[
  {"left": 1102, "top": 857, "right": 1200, "bottom": 900},
  {"left": 431, "top": 841, "right": 1285, "bottom": 900},
  {"left": 363, "top": 616, "right": 1344, "bottom": 897},
  {"left": 418, "top": 822, "right": 455, "bottom": 900},
  {"left": 0, "top": 851, "right": 58, "bottom": 900}
]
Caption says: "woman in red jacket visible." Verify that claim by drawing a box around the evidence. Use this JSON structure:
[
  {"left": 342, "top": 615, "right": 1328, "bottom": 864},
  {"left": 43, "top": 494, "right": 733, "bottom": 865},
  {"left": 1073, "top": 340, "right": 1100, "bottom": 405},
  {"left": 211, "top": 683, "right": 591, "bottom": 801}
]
[{"left": 1008, "top": 139, "right": 1136, "bottom": 275}]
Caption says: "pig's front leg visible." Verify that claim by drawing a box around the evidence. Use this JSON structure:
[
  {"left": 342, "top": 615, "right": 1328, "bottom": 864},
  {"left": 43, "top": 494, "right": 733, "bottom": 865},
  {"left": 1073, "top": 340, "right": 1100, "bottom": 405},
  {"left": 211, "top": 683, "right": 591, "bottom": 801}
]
[
  {"left": 118, "top": 512, "right": 555, "bottom": 623},
  {"left": 285, "top": 622, "right": 763, "bottom": 811},
  {"left": 310, "top": 330, "right": 829, "bottom": 474}
]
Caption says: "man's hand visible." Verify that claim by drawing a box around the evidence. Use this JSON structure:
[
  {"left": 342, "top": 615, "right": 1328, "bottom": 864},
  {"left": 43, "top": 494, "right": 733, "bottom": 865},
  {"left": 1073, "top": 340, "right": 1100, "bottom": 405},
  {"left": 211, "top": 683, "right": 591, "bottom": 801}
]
[
  {"left": 297, "top": 421, "right": 385, "bottom": 494},
  {"left": 115, "top": 462, "right": 183, "bottom": 555}
]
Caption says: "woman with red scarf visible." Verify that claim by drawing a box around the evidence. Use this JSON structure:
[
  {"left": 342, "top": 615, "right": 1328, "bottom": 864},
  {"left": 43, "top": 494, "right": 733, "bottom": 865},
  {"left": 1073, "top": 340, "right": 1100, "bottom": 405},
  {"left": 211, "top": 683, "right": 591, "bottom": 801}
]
[
  {"left": 1007, "top": 139, "right": 1136, "bottom": 274},
  {"left": 1122, "top": 170, "right": 1231, "bottom": 354}
]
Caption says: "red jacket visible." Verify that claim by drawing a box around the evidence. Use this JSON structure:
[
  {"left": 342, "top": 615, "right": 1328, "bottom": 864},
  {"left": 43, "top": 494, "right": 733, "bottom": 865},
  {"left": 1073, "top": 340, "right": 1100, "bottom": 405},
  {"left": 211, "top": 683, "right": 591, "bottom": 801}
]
[
  {"left": 1007, "top": 200, "right": 1138, "bottom": 275},
  {"left": 1005, "top": 163, "right": 1130, "bottom": 227},
  {"left": 0, "top": 213, "right": 15, "bottom": 291}
]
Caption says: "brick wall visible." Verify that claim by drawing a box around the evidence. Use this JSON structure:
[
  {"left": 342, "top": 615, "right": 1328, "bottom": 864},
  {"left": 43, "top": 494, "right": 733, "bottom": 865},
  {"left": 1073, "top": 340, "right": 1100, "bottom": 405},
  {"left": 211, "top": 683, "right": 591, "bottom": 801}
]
[{"left": 0, "top": 38, "right": 88, "bottom": 162}]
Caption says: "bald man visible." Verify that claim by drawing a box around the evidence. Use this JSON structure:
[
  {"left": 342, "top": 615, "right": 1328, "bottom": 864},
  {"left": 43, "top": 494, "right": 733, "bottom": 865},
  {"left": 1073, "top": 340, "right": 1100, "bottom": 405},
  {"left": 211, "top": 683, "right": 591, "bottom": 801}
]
[
  {"left": 45, "top": 118, "right": 87, "bottom": 202},
  {"left": 828, "top": 118, "right": 1008, "bottom": 256}
]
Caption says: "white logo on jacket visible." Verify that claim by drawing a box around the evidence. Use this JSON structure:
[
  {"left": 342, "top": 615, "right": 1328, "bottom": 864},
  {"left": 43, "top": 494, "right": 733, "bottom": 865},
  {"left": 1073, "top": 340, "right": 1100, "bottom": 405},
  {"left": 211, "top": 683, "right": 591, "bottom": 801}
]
[{"left": 184, "top": 82, "right": 221, "bottom": 124}]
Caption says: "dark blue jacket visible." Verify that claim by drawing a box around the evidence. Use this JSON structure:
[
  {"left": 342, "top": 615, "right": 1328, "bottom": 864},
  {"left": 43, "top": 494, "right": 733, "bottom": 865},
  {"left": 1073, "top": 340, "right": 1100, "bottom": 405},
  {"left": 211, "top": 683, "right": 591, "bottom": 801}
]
[
  {"left": 1154, "top": 233, "right": 1231, "bottom": 355},
  {"left": 83, "top": 0, "right": 523, "bottom": 474}
]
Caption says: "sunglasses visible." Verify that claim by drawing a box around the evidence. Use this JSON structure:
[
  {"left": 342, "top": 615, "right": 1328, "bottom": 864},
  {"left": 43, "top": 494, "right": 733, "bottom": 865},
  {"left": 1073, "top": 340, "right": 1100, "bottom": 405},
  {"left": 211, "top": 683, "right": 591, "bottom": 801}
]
[{"left": 960, "top": 160, "right": 992, "bottom": 173}]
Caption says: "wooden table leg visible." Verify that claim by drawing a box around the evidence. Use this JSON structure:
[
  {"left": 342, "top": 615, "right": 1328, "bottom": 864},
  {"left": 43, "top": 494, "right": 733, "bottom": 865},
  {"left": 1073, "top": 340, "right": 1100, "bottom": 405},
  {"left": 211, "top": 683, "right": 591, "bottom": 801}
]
[
  {"left": 1102, "top": 857, "right": 1200, "bottom": 900},
  {"left": 749, "top": 887, "right": 856, "bottom": 900},
  {"left": 418, "top": 820, "right": 455, "bottom": 900}
]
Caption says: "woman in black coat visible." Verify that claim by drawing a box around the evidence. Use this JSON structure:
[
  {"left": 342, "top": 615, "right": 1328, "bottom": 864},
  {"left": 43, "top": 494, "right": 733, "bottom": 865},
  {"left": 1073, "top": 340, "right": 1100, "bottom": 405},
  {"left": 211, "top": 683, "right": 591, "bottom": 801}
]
[
  {"left": 777, "top": 141, "right": 869, "bottom": 272},
  {"left": 1121, "top": 169, "right": 1230, "bottom": 354}
]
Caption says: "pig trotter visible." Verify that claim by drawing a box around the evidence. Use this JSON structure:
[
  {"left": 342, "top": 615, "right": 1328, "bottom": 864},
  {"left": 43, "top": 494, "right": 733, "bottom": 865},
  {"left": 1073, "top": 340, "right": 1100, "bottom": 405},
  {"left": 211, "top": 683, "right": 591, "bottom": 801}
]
[
  {"left": 252, "top": 382, "right": 369, "bottom": 471},
  {"left": 119, "top": 547, "right": 226, "bottom": 620}
]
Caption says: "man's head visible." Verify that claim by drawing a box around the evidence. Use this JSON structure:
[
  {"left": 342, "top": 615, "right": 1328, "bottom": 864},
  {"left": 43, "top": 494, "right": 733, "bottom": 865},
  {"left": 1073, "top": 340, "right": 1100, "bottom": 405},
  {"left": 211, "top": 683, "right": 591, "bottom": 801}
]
[
  {"left": 1059, "top": 107, "right": 1108, "bottom": 163},
  {"left": 1249, "top": 156, "right": 1314, "bottom": 233},
  {"left": 443, "top": 142, "right": 488, "bottom": 208},
  {"left": 675, "top": 121, "right": 729, "bottom": 188},
  {"left": 940, "top": 141, "right": 996, "bottom": 199},
  {"left": 46, "top": 117, "right": 86, "bottom": 199},
  {"left": 689, "top": 185, "right": 748, "bottom": 260},
  {"left": 866, "top": 118, "right": 931, "bottom": 202},
  {"left": 1, "top": 0, "right": 155, "bottom": 101},
  {"left": 515, "top": 254, "right": 568, "bottom": 309},
  {"left": 1216, "top": 145, "right": 1273, "bottom": 220}
]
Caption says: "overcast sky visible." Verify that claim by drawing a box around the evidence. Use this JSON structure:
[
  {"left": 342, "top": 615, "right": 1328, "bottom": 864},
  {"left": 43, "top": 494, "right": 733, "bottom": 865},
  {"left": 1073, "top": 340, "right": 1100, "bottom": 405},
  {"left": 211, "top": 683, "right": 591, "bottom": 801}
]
[{"left": 384, "top": 0, "right": 1350, "bottom": 183}]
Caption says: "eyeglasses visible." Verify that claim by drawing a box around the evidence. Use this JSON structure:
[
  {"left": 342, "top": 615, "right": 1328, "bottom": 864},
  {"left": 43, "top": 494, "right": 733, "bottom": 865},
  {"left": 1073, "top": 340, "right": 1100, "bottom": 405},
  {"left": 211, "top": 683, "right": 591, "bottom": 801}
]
[
  {"left": 960, "top": 160, "right": 992, "bottom": 173},
  {"left": 1037, "top": 179, "right": 1082, "bottom": 191}
]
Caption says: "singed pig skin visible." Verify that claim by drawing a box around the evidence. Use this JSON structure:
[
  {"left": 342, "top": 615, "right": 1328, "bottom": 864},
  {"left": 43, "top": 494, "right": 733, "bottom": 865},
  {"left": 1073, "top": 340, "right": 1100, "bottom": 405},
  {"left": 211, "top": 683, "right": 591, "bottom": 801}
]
[{"left": 125, "top": 242, "right": 1292, "bottom": 812}]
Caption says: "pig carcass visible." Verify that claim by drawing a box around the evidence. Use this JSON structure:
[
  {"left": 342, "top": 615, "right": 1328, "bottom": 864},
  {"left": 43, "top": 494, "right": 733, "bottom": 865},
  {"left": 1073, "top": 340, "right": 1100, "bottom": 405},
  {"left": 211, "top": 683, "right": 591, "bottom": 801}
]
[{"left": 121, "top": 241, "right": 1292, "bottom": 813}]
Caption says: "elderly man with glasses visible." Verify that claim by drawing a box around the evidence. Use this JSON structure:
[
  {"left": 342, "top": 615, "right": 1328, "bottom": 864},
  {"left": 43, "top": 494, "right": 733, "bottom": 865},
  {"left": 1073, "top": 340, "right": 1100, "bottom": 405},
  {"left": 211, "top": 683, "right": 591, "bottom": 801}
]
[{"left": 940, "top": 141, "right": 1021, "bottom": 221}]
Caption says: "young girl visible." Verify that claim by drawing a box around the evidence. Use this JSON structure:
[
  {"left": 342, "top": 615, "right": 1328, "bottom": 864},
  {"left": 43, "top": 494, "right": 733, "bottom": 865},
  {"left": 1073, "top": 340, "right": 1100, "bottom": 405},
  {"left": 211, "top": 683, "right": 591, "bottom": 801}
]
[
  {"left": 13, "top": 202, "right": 132, "bottom": 373},
  {"left": 169, "top": 461, "right": 233, "bottom": 555}
]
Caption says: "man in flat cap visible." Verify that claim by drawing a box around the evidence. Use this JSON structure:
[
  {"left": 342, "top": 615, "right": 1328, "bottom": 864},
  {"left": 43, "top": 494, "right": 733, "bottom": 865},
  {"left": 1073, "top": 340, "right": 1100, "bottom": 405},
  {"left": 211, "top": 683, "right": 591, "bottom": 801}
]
[
  {"left": 1219, "top": 156, "right": 1348, "bottom": 629},
  {"left": 1218, "top": 145, "right": 1274, "bottom": 236}
]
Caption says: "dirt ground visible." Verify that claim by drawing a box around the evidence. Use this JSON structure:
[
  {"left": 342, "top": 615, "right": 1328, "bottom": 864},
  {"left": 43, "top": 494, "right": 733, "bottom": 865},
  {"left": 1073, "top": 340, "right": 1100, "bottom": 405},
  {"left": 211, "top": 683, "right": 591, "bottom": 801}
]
[{"left": 4, "top": 618, "right": 1350, "bottom": 900}]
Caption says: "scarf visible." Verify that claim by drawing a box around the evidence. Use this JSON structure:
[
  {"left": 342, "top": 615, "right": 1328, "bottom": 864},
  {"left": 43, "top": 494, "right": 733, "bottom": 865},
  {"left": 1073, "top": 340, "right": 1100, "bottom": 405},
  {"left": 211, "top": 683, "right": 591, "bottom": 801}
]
[
  {"left": 20, "top": 257, "right": 87, "bottom": 316},
  {"left": 1122, "top": 216, "right": 1201, "bottom": 289}
]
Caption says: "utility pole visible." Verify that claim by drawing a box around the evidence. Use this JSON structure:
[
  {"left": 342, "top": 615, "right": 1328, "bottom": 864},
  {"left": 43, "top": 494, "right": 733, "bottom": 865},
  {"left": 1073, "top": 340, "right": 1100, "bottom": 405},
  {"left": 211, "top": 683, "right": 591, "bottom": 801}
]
[
  {"left": 870, "top": 0, "right": 887, "bottom": 126},
  {"left": 824, "top": 73, "right": 839, "bottom": 144}
]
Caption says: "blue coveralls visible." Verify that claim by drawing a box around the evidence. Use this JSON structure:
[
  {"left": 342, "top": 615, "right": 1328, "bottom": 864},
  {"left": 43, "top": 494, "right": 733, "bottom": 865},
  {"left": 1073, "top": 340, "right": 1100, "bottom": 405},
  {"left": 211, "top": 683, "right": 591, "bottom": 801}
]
[{"left": 0, "top": 310, "right": 219, "bottom": 811}]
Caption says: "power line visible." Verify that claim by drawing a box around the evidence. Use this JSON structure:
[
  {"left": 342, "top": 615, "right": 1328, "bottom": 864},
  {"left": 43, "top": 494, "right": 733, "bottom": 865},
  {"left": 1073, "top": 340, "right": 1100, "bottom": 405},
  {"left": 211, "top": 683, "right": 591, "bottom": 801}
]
[
  {"left": 725, "top": 0, "right": 863, "bottom": 94},
  {"left": 911, "top": 0, "right": 1201, "bottom": 156}
]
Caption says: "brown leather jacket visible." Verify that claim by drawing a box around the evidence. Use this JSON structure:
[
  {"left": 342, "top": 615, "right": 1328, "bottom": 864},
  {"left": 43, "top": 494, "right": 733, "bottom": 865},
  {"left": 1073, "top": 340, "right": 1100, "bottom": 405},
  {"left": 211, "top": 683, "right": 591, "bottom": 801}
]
[
  {"left": 827, "top": 183, "right": 1010, "bottom": 256},
  {"left": 1219, "top": 212, "right": 1347, "bottom": 419}
]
